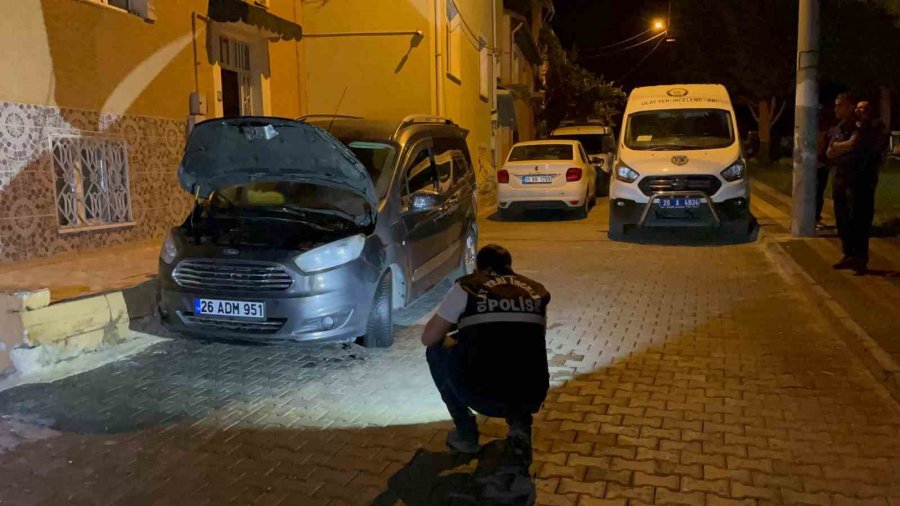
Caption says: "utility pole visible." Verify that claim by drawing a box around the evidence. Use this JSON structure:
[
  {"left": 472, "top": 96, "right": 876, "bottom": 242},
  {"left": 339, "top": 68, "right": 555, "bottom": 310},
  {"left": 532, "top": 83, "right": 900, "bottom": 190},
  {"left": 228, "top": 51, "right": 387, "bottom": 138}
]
[{"left": 791, "top": 0, "right": 820, "bottom": 237}]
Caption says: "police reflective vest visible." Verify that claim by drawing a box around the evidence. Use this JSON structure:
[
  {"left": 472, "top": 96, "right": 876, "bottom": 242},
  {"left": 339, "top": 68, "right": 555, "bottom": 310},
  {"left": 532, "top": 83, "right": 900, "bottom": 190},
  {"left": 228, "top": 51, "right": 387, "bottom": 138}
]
[{"left": 452, "top": 271, "right": 551, "bottom": 413}]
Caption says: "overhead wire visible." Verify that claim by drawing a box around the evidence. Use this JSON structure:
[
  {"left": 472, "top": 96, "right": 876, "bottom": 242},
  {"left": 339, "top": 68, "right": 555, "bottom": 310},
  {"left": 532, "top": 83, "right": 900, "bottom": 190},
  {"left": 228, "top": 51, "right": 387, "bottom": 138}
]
[
  {"left": 576, "top": 31, "right": 666, "bottom": 61},
  {"left": 617, "top": 34, "right": 666, "bottom": 81},
  {"left": 578, "top": 29, "right": 652, "bottom": 54}
]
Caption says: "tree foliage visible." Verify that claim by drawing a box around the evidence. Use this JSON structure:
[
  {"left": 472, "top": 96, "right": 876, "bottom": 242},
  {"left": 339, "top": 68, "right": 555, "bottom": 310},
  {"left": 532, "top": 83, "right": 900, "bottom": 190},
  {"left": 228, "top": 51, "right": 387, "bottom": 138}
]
[
  {"left": 820, "top": 0, "right": 900, "bottom": 93},
  {"left": 538, "top": 28, "right": 626, "bottom": 134}
]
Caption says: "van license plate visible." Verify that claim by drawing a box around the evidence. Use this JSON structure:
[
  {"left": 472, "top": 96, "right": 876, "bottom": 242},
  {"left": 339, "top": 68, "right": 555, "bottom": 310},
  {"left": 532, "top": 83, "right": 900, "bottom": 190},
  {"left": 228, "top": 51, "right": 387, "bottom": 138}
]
[
  {"left": 522, "top": 175, "right": 552, "bottom": 184},
  {"left": 658, "top": 198, "right": 701, "bottom": 209},
  {"left": 194, "top": 299, "right": 265, "bottom": 319}
]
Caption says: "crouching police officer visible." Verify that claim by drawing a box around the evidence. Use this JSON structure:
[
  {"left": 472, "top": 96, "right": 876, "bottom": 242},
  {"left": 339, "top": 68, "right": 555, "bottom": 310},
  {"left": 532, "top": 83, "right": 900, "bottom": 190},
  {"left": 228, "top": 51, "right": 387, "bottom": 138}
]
[{"left": 421, "top": 244, "right": 551, "bottom": 463}]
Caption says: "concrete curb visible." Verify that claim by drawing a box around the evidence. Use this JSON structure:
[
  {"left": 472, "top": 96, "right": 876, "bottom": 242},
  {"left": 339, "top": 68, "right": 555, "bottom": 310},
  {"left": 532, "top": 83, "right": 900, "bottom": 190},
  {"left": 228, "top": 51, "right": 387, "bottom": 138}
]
[
  {"left": 759, "top": 231, "right": 900, "bottom": 403},
  {"left": 0, "top": 279, "right": 161, "bottom": 379}
]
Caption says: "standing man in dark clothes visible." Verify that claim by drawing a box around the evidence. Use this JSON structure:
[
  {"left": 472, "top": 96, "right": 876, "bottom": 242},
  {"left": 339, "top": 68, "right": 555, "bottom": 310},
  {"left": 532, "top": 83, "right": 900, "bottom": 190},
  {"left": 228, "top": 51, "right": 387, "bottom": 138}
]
[
  {"left": 421, "top": 244, "right": 550, "bottom": 466},
  {"left": 815, "top": 104, "right": 836, "bottom": 229},
  {"left": 827, "top": 96, "right": 883, "bottom": 274}
]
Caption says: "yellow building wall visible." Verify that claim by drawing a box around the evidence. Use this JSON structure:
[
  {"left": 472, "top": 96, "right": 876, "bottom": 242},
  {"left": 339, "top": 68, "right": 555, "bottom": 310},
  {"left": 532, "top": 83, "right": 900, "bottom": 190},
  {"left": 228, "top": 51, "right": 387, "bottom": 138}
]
[
  {"left": 0, "top": 0, "right": 304, "bottom": 121},
  {"left": 303, "top": 0, "right": 498, "bottom": 198},
  {"left": 302, "top": 0, "right": 435, "bottom": 120}
]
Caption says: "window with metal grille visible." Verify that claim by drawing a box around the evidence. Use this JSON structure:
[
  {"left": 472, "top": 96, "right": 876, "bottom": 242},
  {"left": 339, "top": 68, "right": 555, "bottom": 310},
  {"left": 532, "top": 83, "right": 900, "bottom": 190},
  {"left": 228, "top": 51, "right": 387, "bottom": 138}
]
[
  {"left": 50, "top": 135, "right": 134, "bottom": 231},
  {"left": 82, "top": 0, "right": 157, "bottom": 21}
]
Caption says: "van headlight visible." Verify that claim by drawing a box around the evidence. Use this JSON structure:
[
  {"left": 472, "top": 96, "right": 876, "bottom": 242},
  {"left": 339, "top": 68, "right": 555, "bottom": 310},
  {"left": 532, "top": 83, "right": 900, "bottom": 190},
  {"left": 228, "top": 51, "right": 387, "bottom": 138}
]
[
  {"left": 615, "top": 164, "right": 640, "bottom": 183},
  {"left": 721, "top": 161, "right": 746, "bottom": 182},
  {"left": 160, "top": 232, "right": 178, "bottom": 265},
  {"left": 295, "top": 234, "right": 366, "bottom": 273}
]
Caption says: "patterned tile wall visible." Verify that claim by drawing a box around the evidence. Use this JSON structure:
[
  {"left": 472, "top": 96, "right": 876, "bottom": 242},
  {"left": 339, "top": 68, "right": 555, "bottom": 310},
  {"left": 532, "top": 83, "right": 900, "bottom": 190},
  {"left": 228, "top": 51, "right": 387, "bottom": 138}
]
[{"left": 0, "top": 101, "right": 192, "bottom": 264}]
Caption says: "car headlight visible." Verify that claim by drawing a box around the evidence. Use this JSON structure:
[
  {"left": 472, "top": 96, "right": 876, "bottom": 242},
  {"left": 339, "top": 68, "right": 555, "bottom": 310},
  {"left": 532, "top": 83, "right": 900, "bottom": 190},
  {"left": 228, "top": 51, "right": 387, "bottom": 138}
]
[
  {"left": 721, "top": 161, "right": 746, "bottom": 182},
  {"left": 160, "top": 232, "right": 178, "bottom": 265},
  {"left": 615, "top": 164, "right": 640, "bottom": 183},
  {"left": 295, "top": 234, "right": 366, "bottom": 273}
]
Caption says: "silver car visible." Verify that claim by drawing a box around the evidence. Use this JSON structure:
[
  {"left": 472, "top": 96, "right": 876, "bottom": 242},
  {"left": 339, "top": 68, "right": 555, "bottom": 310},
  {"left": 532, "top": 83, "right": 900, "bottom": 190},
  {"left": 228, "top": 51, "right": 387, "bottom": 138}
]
[{"left": 157, "top": 115, "right": 478, "bottom": 347}]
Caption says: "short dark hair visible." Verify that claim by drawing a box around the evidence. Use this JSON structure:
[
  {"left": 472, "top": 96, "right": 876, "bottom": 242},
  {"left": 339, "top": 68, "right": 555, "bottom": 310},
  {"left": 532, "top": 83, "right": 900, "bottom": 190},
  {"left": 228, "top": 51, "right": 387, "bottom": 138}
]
[
  {"left": 836, "top": 92, "right": 856, "bottom": 104},
  {"left": 476, "top": 244, "right": 513, "bottom": 274}
]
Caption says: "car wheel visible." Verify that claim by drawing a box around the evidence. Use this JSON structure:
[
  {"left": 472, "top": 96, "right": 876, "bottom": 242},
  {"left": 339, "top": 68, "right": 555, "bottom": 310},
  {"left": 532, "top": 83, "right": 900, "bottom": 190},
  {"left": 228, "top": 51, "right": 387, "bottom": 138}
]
[
  {"left": 360, "top": 271, "right": 393, "bottom": 348},
  {"left": 596, "top": 171, "right": 610, "bottom": 197},
  {"left": 498, "top": 207, "right": 513, "bottom": 221},
  {"left": 576, "top": 192, "right": 590, "bottom": 219}
]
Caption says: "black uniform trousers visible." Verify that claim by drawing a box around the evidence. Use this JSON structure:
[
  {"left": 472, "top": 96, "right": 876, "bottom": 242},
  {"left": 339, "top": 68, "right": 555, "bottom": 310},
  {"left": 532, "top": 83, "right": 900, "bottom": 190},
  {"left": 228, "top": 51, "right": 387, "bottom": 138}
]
[
  {"left": 833, "top": 169, "right": 878, "bottom": 263},
  {"left": 426, "top": 344, "right": 532, "bottom": 436}
]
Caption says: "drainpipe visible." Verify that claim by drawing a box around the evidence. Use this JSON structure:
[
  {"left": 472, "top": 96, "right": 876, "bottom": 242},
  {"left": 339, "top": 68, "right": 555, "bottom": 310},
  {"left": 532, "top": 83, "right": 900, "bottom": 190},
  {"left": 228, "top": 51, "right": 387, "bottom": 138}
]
[
  {"left": 510, "top": 18, "right": 524, "bottom": 82},
  {"left": 433, "top": 0, "right": 445, "bottom": 116}
]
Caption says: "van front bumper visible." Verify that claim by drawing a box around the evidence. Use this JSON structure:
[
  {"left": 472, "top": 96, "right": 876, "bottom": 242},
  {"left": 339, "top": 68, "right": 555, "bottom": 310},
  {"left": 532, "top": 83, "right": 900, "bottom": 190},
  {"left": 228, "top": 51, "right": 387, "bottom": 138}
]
[{"left": 611, "top": 194, "right": 750, "bottom": 229}]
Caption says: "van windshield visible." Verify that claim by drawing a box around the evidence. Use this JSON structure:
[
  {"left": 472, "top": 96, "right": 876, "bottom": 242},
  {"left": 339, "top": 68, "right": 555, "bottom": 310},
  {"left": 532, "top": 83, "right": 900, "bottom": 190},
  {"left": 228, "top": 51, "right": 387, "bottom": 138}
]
[
  {"left": 625, "top": 109, "right": 734, "bottom": 151},
  {"left": 346, "top": 142, "right": 396, "bottom": 198}
]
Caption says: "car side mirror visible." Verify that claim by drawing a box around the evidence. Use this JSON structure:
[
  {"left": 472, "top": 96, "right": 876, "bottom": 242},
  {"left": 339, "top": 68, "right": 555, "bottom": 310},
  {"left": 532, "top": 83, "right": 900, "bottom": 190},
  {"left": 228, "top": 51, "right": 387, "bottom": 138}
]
[
  {"left": 406, "top": 189, "right": 442, "bottom": 214},
  {"left": 590, "top": 156, "right": 605, "bottom": 168}
]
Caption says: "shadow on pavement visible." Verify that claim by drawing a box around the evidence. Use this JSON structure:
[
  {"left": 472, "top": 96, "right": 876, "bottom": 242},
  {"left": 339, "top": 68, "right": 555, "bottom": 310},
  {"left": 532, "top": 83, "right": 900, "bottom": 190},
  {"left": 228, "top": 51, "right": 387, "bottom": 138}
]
[
  {"left": 613, "top": 216, "right": 760, "bottom": 246},
  {"left": 371, "top": 440, "right": 535, "bottom": 506},
  {"left": 485, "top": 210, "right": 585, "bottom": 223}
]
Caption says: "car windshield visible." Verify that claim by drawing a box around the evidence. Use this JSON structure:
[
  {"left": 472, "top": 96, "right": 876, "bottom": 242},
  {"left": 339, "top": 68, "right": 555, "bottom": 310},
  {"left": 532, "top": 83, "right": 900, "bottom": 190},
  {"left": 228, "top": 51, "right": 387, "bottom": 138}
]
[
  {"left": 625, "top": 109, "right": 735, "bottom": 151},
  {"left": 550, "top": 134, "right": 608, "bottom": 153},
  {"left": 210, "top": 182, "right": 371, "bottom": 226},
  {"left": 346, "top": 142, "right": 396, "bottom": 198},
  {"left": 508, "top": 144, "right": 574, "bottom": 161}
]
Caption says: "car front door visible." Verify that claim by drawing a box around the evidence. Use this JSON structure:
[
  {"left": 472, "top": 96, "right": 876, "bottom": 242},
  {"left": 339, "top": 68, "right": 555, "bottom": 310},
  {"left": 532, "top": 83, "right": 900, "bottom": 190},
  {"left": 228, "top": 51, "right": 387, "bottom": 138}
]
[{"left": 397, "top": 140, "right": 447, "bottom": 296}]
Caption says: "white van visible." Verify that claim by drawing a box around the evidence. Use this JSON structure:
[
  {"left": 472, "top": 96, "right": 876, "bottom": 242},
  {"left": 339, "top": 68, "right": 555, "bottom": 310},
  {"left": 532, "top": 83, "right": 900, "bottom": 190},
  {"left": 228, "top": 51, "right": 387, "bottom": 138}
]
[{"left": 609, "top": 84, "right": 752, "bottom": 239}]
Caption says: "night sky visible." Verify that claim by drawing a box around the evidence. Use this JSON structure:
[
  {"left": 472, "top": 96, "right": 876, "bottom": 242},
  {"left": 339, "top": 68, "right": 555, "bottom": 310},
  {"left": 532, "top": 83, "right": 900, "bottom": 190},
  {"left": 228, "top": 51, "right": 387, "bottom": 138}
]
[{"left": 551, "top": 0, "right": 676, "bottom": 91}]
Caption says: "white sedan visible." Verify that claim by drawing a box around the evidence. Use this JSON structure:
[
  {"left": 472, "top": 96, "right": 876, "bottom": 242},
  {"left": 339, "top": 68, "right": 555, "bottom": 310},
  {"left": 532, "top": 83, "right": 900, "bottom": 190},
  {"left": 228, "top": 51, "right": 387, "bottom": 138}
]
[{"left": 497, "top": 140, "right": 597, "bottom": 219}]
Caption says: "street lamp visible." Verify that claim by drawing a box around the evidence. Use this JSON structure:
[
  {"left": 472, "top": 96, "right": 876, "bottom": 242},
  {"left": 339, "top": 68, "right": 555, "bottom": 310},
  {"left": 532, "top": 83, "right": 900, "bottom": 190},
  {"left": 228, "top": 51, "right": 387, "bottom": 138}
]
[{"left": 652, "top": 19, "right": 666, "bottom": 31}]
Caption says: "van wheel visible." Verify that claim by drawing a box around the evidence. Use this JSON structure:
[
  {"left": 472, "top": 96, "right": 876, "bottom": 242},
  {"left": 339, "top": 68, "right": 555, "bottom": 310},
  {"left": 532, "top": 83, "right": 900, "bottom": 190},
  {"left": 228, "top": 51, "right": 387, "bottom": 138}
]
[
  {"left": 360, "top": 272, "right": 393, "bottom": 348},
  {"left": 608, "top": 216, "right": 625, "bottom": 240}
]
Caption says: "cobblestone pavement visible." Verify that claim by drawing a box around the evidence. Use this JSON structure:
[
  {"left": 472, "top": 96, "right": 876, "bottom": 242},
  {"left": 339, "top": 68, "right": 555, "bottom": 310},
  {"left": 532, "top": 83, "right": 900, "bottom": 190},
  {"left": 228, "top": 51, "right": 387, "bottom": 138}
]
[{"left": 1, "top": 202, "right": 899, "bottom": 506}]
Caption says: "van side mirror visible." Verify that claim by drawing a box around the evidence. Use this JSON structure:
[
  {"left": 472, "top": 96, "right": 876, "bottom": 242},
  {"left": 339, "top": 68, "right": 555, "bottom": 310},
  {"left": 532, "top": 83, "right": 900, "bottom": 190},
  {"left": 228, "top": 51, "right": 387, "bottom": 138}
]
[{"left": 406, "top": 189, "right": 442, "bottom": 214}]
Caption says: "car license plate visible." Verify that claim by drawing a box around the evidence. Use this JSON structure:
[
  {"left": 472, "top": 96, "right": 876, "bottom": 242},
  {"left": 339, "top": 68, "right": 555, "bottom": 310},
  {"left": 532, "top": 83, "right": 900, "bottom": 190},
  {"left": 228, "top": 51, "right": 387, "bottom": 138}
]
[
  {"left": 194, "top": 299, "right": 265, "bottom": 319},
  {"left": 522, "top": 175, "right": 552, "bottom": 184},
  {"left": 658, "top": 198, "right": 702, "bottom": 209}
]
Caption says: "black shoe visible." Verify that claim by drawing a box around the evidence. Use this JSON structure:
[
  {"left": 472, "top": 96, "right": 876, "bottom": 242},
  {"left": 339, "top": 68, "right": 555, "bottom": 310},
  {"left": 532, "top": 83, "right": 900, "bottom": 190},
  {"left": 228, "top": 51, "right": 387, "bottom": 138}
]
[
  {"left": 446, "top": 427, "right": 480, "bottom": 454},
  {"left": 833, "top": 257, "right": 855, "bottom": 270}
]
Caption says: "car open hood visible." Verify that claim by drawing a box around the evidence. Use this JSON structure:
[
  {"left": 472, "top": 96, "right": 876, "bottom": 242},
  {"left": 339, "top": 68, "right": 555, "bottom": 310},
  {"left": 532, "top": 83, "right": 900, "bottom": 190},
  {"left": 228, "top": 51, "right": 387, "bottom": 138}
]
[{"left": 178, "top": 117, "right": 377, "bottom": 207}]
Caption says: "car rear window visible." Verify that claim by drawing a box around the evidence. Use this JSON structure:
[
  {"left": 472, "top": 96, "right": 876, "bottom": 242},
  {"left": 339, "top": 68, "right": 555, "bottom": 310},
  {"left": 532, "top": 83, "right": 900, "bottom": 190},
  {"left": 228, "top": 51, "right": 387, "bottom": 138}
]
[
  {"left": 508, "top": 144, "right": 574, "bottom": 161},
  {"left": 550, "top": 134, "right": 605, "bottom": 153}
]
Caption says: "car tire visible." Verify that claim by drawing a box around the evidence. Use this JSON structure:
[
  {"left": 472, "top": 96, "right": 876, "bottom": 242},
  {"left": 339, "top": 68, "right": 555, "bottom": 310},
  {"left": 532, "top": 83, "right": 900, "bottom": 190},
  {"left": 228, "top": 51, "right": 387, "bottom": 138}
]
[
  {"left": 360, "top": 271, "right": 393, "bottom": 348},
  {"left": 596, "top": 171, "right": 610, "bottom": 197},
  {"left": 576, "top": 192, "right": 590, "bottom": 219},
  {"left": 498, "top": 207, "right": 514, "bottom": 221}
]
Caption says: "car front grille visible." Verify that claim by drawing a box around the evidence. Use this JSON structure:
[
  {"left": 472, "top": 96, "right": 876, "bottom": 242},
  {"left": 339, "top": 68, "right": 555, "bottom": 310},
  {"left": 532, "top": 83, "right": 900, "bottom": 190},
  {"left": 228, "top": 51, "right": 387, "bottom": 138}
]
[
  {"left": 638, "top": 175, "right": 722, "bottom": 197},
  {"left": 182, "top": 314, "right": 286, "bottom": 335},
  {"left": 173, "top": 259, "right": 294, "bottom": 292}
]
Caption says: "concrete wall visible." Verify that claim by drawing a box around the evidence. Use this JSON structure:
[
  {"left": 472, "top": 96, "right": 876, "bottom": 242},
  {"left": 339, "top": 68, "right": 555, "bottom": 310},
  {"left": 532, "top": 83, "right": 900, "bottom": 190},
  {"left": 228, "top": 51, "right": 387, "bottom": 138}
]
[{"left": 0, "top": 0, "right": 305, "bottom": 263}]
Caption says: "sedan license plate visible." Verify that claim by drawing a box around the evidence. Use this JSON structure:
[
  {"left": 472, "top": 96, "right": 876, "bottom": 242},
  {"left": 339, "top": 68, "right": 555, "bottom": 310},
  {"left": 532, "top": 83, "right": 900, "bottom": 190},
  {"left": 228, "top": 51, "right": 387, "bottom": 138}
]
[
  {"left": 658, "top": 198, "right": 702, "bottom": 209},
  {"left": 194, "top": 299, "right": 265, "bottom": 319},
  {"left": 522, "top": 175, "right": 552, "bottom": 184}
]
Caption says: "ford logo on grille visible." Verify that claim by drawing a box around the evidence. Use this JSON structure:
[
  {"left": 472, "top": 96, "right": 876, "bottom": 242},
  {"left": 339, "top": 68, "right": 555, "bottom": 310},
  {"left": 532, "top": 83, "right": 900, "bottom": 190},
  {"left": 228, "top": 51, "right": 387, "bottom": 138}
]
[
  {"left": 223, "top": 248, "right": 240, "bottom": 256},
  {"left": 671, "top": 155, "right": 689, "bottom": 166}
]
